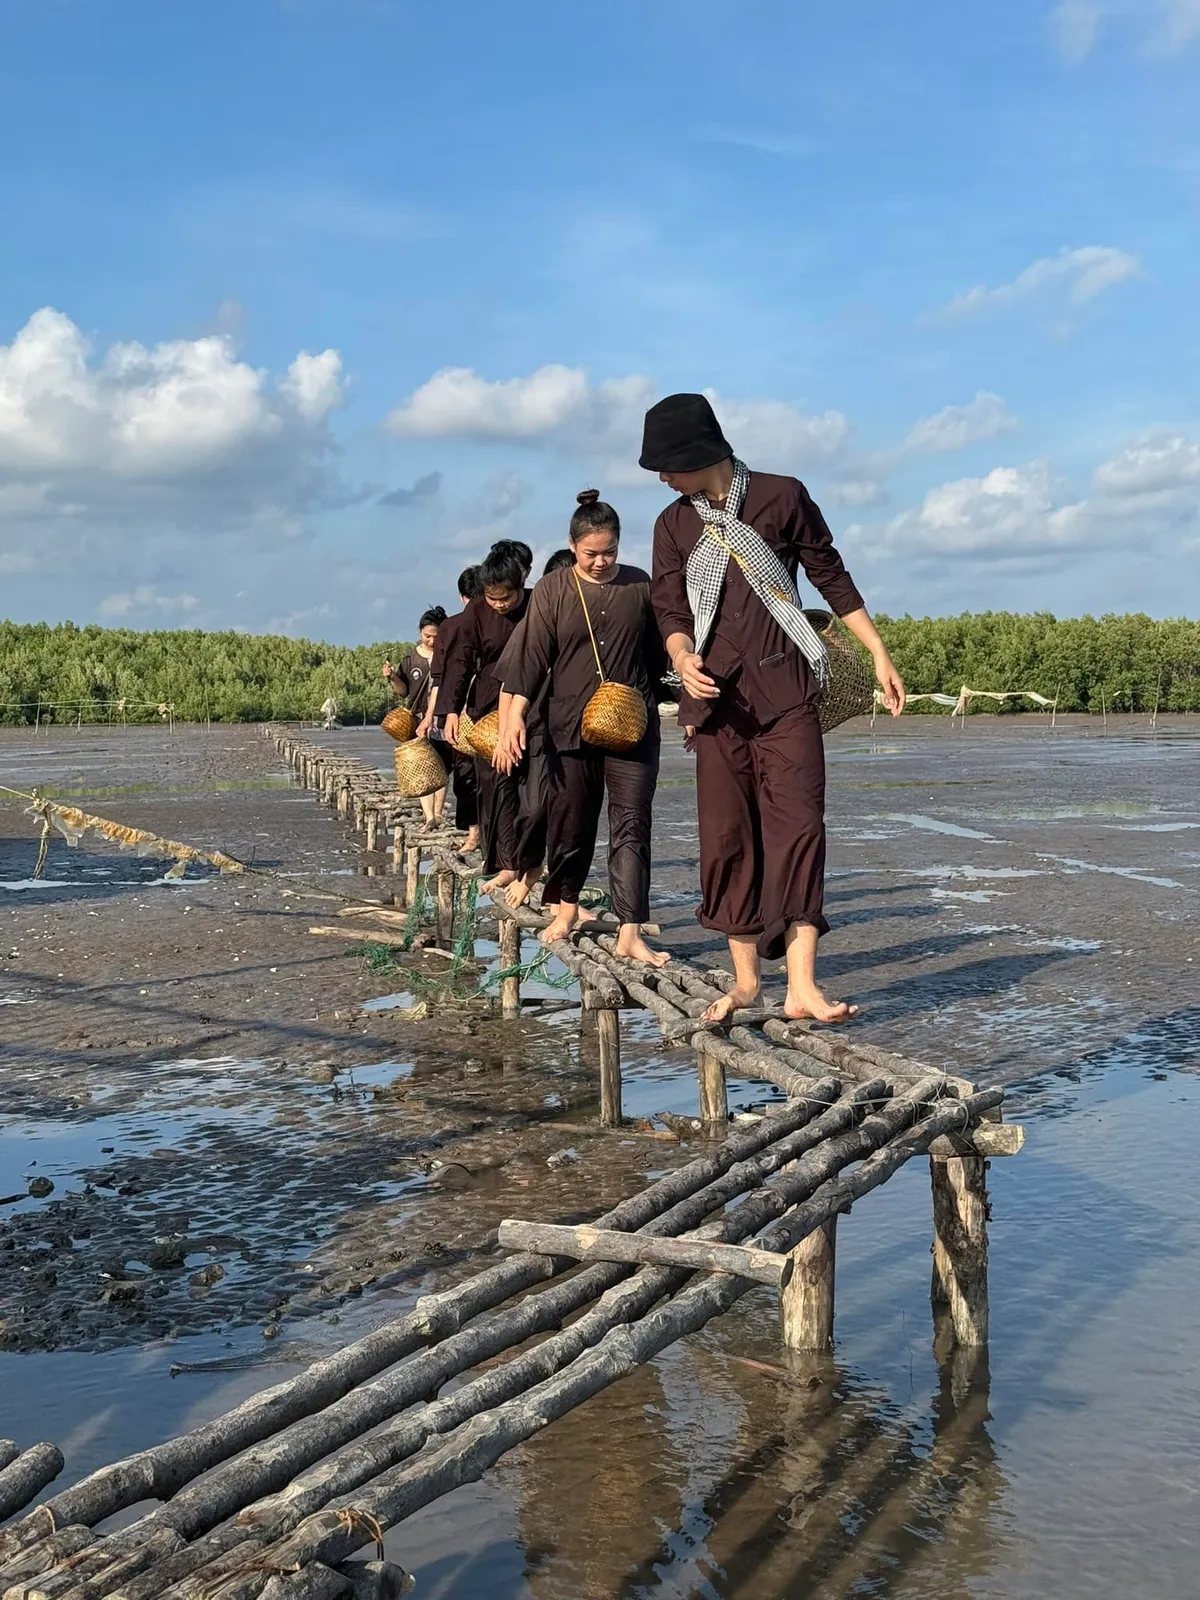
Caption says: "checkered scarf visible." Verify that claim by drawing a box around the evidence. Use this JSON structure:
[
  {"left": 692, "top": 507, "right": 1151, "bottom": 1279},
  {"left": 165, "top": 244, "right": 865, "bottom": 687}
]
[{"left": 686, "top": 459, "right": 830, "bottom": 688}]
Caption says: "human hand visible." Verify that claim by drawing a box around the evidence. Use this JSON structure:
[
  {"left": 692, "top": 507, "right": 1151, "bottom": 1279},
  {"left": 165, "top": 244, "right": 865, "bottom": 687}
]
[
  {"left": 493, "top": 717, "right": 526, "bottom": 774},
  {"left": 675, "top": 651, "right": 720, "bottom": 701},
  {"left": 874, "top": 653, "right": 906, "bottom": 717},
  {"left": 416, "top": 712, "right": 433, "bottom": 738},
  {"left": 443, "top": 713, "right": 460, "bottom": 747}
]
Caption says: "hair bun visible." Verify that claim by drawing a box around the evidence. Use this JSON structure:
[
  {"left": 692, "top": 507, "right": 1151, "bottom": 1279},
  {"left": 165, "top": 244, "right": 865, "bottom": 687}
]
[{"left": 576, "top": 488, "right": 600, "bottom": 506}]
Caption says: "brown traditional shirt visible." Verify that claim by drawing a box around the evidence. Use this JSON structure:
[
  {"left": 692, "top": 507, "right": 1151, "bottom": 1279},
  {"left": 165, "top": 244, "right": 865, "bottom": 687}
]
[
  {"left": 429, "top": 612, "right": 463, "bottom": 690},
  {"left": 441, "top": 593, "right": 530, "bottom": 718},
  {"left": 505, "top": 564, "right": 668, "bottom": 752},
  {"left": 396, "top": 649, "right": 434, "bottom": 716},
  {"left": 651, "top": 471, "right": 864, "bottom": 729}
]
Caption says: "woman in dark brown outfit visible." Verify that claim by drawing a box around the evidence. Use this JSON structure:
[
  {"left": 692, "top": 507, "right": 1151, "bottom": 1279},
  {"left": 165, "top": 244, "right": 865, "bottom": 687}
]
[
  {"left": 418, "top": 568, "right": 483, "bottom": 850},
  {"left": 495, "top": 492, "right": 670, "bottom": 967},
  {"left": 645, "top": 393, "right": 905, "bottom": 1022},
  {"left": 385, "top": 605, "right": 447, "bottom": 830},
  {"left": 440, "top": 547, "right": 532, "bottom": 895}
]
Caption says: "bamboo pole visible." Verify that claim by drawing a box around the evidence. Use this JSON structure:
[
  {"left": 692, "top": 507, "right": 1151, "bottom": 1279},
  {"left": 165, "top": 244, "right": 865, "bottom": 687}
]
[
  {"left": 495, "top": 1222, "right": 793, "bottom": 1288},
  {"left": 57, "top": 1086, "right": 859, "bottom": 1600},
  {"left": 597, "top": 1008, "right": 622, "bottom": 1127},
  {"left": 188, "top": 1090, "right": 1002, "bottom": 1598},
  {"left": 404, "top": 845, "right": 421, "bottom": 911},
  {"left": 931, "top": 1155, "right": 989, "bottom": 1346},
  {"left": 497, "top": 916, "right": 521, "bottom": 1020},
  {"left": 0, "top": 1089, "right": 848, "bottom": 1566},
  {"left": 780, "top": 1219, "right": 836, "bottom": 1351},
  {"left": 0, "top": 1444, "right": 65, "bottom": 1522}
]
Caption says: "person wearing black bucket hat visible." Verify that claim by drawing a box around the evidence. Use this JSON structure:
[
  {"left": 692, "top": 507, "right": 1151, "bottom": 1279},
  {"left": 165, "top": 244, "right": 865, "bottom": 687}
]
[{"left": 646, "top": 392, "right": 905, "bottom": 1024}]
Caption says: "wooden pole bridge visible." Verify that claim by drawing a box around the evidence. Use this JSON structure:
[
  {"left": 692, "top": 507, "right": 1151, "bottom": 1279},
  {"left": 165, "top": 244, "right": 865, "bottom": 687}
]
[{"left": 0, "top": 724, "right": 1024, "bottom": 1600}]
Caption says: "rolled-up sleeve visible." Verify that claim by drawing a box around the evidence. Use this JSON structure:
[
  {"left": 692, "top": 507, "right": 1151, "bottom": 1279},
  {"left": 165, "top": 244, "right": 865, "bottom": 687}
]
[
  {"left": 651, "top": 510, "right": 693, "bottom": 644},
  {"left": 793, "top": 484, "right": 865, "bottom": 617}
]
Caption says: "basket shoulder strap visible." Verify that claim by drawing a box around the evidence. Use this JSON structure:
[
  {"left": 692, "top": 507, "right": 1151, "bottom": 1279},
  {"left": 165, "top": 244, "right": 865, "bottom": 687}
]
[{"left": 572, "top": 568, "right": 606, "bottom": 684}]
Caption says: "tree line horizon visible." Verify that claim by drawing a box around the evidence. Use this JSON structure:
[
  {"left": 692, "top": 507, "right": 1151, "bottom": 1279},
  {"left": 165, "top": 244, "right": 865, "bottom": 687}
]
[{"left": 1, "top": 611, "right": 1197, "bottom": 726}]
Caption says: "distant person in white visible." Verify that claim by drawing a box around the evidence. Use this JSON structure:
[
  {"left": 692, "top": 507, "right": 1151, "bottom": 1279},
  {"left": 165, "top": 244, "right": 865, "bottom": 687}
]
[{"left": 320, "top": 696, "right": 339, "bottom": 730}]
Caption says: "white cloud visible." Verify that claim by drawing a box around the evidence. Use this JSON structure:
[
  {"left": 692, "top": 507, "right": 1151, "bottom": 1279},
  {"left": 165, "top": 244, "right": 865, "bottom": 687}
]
[
  {"left": 386, "top": 364, "right": 590, "bottom": 439},
  {"left": 1051, "top": 1, "right": 1200, "bottom": 58},
  {"left": 0, "top": 308, "right": 342, "bottom": 476},
  {"left": 903, "top": 392, "right": 1018, "bottom": 453},
  {"left": 98, "top": 585, "right": 202, "bottom": 619},
  {"left": 1051, "top": 2, "right": 1105, "bottom": 61},
  {"left": 936, "top": 246, "right": 1141, "bottom": 319},
  {"left": 0, "top": 306, "right": 347, "bottom": 605},
  {"left": 847, "top": 427, "right": 1200, "bottom": 569},
  {"left": 385, "top": 364, "right": 850, "bottom": 481}
]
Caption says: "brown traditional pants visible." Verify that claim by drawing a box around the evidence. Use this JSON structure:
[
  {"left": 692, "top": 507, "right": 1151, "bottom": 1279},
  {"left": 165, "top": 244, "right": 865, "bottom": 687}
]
[
  {"left": 694, "top": 702, "right": 827, "bottom": 960},
  {"left": 476, "top": 760, "right": 521, "bottom": 875},
  {"left": 543, "top": 727, "right": 659, "bottom": 925},
  {"left": 451, "top": 751, "right": 478, "bottom": 831}
]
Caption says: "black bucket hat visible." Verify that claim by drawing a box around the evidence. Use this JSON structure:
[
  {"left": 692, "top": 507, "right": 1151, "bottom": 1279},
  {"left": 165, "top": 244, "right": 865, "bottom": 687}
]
[{"left": 639, "top": 393, "right": 733, "bottom": 474}]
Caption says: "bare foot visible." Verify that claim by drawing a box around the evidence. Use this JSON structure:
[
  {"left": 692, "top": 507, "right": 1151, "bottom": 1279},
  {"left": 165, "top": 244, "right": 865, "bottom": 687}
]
[
  {"left": 575, "top": 906, "right": 598, "bottom": 925},
  {"left": 464, "top": 826, "right": 480, "bottom": 852},
  {"left": 615, "top": 928, "right": 670, "bottom": 968},
  {"left": 504, "top": 868, "right": 542, "bottom": 909},
  {"left": 784, "top": 985, "right": 859, "bottom": 1024},
  {"left": 540, "top": 904, "right": 579, "bottom": 945},
  {"left": 481, "top": 870, "right": 517, "bottom": 898},
  {"left": 700, "top": 984, "right": 761, "bottom": 1024}
]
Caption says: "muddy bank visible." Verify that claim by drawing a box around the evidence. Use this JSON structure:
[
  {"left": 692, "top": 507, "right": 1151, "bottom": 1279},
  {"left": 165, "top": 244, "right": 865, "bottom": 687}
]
[{"left": 2, "top": 715, "right": 1198, "bottom": 1357}]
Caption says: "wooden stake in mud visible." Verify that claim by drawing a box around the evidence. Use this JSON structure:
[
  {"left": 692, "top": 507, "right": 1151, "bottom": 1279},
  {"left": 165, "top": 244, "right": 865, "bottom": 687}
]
[
  {"left": 931, "top": 1154, "right": 989, "bottom": 1346},
  {"left": 391, "top": 825, "right": 403, "bottom": 875},
  {"left": 404, "top": 844, "right": 422, "bottom": 912},
  {"left": 780, "top": 1218, "right": 837, "bottom": 1352},
  {"left": 598, "top": 1006, "right": 622, "bottom": 1127},
  {"left": 365, "top": 810, "right": 379, "bottom": 856},
  {"left": 498, "top": 915, "right": 521, "bottom": 1020},
  {"left": 697, "top": 1038, "right": 727, "bottom": 1128},
  {"left": 435, "top": 869, "right": 454, "bottom": 943}
]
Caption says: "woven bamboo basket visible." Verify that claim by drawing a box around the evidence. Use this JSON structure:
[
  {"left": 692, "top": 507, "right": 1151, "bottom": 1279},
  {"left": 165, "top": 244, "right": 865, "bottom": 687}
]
[
  {"left": 804, "top": 609, "right": 875, "bottom": 734},
  {"left": 581, "top": 681, "right": 648, "bottom": 754},
  {"left": 381, "top": 706, "right": 416, "bottom": 742},
  {"left": 393, "top": 737, "right": 448, "bottom": 799},
  {"left": 467, "top": 709, "right": 501, "bottom": 762},
  {"left": 452, "top": 711, "right": 476, "bottom": 756}
]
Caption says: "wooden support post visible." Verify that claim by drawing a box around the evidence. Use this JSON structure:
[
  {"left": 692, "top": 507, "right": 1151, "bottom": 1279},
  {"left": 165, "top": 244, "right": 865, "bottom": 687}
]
[
  {"left": 930, "top": 1154, "right": 989, "bottom": 1346},
  {"left": 405, "top": 844, "right": 422, "bottom": 910},
  {"left": 597, "top": 1006, "right": 622, "bottom": 1127},
  {"left": 365, "top": 810, "right": 379, "bottom": 855},
  {"left": 697, "top": 1038, "right": 727, "bottom": 1128},
  {"left": 498, "top": 915, "right": 521, "bottom": 1019},
  {"left": 579, "top": 983, "right": 598, "bottom": 1036},
  {"left": 392, "top": 824, "right": 403, "bottom": 874},
  {"left": 436, "top": 869, "right": 455, "bottom": 943},
  {"left": 337, "top": 781, "right": 350, "bottom": 820},
  {"left": 780, "top": 1218, "right": 836, "bottom": 1352}
]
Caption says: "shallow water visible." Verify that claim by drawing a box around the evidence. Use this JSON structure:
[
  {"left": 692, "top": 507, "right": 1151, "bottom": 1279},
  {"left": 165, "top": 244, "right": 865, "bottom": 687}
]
[{"left": 3, "top": 717, "right": 1200, "bottom": 1596}]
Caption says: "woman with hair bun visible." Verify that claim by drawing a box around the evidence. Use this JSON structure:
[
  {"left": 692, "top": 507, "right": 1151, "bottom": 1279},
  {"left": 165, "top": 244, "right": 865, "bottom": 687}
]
[
  {"left": 494, "top": 490, "right": 670, "bottom": 966},
  {"left": 419, "top": 570, "right": 483, "bottom": 851},
  {"left": 385, "top": 604, "right": 448, "bottom": 830}
]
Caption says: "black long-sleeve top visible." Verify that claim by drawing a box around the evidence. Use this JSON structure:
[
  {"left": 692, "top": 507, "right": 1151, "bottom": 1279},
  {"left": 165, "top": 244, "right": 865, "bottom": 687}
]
[
  {"left": 395, "top": 649, "right": 434, "bottom": 716},
  {"left": 504, "top": 564, "right": 668, "bottom": 753},
  {"left": 440, "top": 593, "right": 530, "bottom": 718},
  {"left": 651, "top": 470, "right": 864, "bottom": 729}
]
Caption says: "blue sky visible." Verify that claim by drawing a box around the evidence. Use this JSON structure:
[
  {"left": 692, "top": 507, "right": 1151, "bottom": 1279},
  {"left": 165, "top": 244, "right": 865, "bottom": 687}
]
[{"left": 0, "top": 0, "right": 1197, "bottom": 641}]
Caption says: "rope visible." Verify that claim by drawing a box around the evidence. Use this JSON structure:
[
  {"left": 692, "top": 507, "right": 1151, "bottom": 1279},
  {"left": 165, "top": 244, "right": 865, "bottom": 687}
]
[
  {"left": 401, "top": 869, "right": 432, "bottom": 951},
  {"left": 479, "top": 946, "right": 576, "bottom": 994},
  {"left": 334, "top": 1507, "right": 387, "bottom": 1560}
]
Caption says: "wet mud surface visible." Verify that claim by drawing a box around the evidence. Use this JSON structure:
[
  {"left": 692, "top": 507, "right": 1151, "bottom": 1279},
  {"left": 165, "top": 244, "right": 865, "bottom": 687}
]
[{"left": 2, "top": 715, "right": 1200, "bottom": 1598}]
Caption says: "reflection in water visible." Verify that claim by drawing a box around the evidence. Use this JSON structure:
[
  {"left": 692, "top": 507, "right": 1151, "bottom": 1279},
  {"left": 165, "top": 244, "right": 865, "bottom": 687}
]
[{"left": 502, "top": 1325, "right": 1005, "bottom": 1600}]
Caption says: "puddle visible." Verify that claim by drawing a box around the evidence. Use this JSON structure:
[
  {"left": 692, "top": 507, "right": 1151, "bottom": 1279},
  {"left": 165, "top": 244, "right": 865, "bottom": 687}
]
[
  {"left": 885, "top": 813, "right": 998, "bottom": 841},
  {"left": 361, "top": 991, "right": 417, "bottom": 1013},
  {"left": 1033, "top": 853, "right": 1189, "bottom": 890},
  {"left": 904, "top": 865, "right": 1046, "bottom": 881}
]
